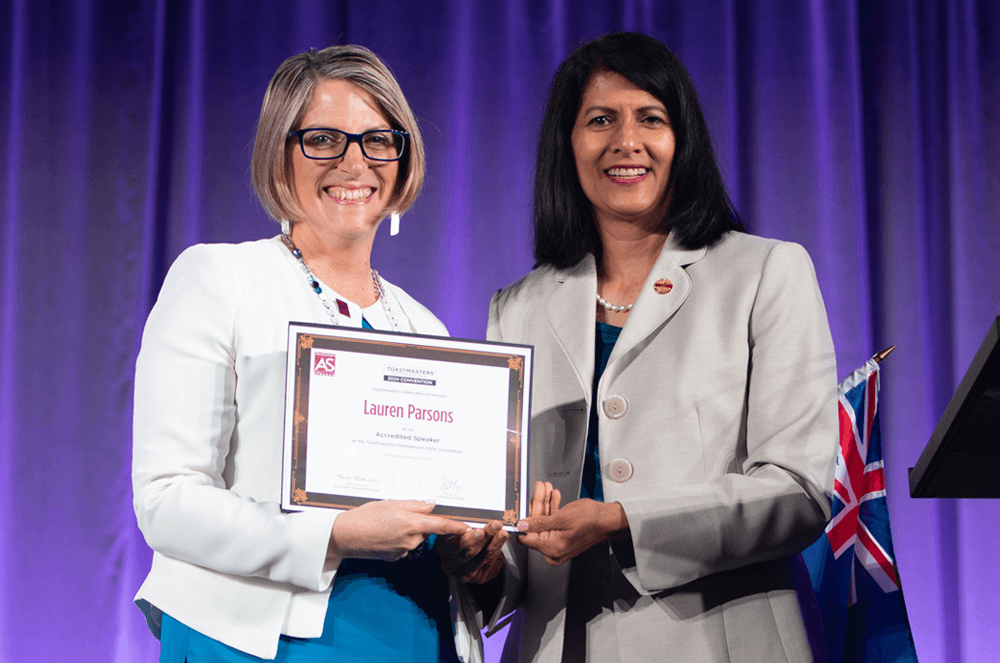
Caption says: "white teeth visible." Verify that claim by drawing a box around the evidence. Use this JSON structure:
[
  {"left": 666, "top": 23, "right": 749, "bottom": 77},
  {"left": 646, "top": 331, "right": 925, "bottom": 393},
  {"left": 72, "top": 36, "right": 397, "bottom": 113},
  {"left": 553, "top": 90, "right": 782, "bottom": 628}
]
[
  {"left": 326, "top": 187, "right": 372, "bottom": 201},
  {"left": 607, "top": 167, "right": 647, "bottom": 178}
]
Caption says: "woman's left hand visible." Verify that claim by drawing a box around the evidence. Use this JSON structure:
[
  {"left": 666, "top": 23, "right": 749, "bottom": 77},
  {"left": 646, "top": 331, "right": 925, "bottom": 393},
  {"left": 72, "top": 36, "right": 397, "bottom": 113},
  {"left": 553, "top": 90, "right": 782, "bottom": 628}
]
[
  {"left": 438, "top": 520, "right": 509, "bottom": 583},
  {"left": 515, "top": 481, "right": 629, "bottom": 565}
]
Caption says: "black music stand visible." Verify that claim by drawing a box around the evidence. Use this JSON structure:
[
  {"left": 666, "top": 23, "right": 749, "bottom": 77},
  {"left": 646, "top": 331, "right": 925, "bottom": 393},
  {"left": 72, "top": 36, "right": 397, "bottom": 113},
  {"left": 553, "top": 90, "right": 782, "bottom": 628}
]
[{"left": 909, "top": 316, "right": 1000, "bottom": 498}]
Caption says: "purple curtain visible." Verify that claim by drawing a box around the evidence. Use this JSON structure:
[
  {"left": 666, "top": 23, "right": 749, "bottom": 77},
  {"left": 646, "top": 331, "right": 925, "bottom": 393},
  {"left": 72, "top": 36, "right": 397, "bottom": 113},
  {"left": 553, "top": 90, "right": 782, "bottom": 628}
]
[{"left": 2, "top": 1, "right": 998, "bottom": 661}]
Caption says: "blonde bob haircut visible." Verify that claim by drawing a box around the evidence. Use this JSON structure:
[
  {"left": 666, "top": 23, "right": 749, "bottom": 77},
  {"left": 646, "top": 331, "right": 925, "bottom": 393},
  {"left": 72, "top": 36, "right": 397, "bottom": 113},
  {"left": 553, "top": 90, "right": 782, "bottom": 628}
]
[{"left": 251, "top": 44, "right": 426, "bottom": 224}]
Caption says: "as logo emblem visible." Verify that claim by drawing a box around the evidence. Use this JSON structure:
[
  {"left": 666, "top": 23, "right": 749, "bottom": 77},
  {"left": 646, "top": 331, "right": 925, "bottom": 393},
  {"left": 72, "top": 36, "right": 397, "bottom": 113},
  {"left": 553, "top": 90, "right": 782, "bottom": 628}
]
[{"left": 313, "top": 352, "right": 336, "bottom": 377}]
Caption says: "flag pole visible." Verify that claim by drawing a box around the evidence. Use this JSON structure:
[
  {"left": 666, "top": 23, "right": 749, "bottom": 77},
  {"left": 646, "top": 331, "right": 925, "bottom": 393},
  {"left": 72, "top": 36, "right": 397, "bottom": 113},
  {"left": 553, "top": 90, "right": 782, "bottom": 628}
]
[
  {"left": 869, "top": 342, "right": 919, "bottom": 655},
  {"left": 873, "top": 345, "right": 896, "bottom": 364}
]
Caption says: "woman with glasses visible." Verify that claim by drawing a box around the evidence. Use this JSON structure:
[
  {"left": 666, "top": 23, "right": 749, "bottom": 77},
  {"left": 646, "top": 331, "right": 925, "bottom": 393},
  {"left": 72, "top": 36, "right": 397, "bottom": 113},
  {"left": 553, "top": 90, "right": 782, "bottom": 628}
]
[
  {"left": 132, "top": 45, "right": 502, "bottom": 662},
  {"left": 487, "top": 33, "right": 838, "bottom": 661}
]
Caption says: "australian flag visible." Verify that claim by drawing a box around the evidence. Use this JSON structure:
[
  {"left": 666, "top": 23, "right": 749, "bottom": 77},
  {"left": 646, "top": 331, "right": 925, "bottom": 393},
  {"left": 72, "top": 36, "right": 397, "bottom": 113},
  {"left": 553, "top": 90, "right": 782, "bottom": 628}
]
[{"left": 799, "top": 357, "right": 919, "bottom": 662}]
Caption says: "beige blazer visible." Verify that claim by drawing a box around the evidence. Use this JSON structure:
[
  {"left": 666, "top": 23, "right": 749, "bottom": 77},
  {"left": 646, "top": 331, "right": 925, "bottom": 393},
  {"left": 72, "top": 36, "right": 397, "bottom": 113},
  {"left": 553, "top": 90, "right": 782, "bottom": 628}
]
[{"left": 486, "top": 231, "right": 838, "bottom": 662}]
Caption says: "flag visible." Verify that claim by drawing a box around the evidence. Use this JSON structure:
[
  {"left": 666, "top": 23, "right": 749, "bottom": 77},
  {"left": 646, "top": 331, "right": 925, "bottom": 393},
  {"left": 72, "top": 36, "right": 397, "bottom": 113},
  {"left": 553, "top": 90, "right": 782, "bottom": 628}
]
[{"left": 799, "top": 356, "right": 919, "bottom": 662}]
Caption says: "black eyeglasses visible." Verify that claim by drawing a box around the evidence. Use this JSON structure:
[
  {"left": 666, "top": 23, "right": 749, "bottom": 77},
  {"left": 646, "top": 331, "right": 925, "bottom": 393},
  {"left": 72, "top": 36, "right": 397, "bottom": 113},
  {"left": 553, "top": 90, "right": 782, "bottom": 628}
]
[{"left": 287, "top": 128, "right": 408, "bottom": 162}]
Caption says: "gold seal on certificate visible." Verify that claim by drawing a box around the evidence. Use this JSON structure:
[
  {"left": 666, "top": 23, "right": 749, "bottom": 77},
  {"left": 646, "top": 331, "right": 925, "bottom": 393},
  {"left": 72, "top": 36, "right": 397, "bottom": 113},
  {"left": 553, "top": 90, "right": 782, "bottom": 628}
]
[{"left": 281, "top": 322, "right": 532, "bottom": 531}]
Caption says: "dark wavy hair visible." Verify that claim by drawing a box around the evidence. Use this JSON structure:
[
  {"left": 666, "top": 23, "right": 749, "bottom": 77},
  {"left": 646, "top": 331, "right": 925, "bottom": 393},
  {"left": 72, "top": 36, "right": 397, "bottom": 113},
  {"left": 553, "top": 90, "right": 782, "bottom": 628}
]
[{"left": 534, "top": 32, "right": 744, "bottom": 269}]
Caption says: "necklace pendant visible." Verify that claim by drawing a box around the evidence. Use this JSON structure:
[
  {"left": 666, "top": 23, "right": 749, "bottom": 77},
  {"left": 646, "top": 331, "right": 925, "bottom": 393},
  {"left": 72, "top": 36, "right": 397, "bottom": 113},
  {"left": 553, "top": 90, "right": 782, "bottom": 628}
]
[{"left": 281, "top": 232, "right": 401, "bottom": 332}]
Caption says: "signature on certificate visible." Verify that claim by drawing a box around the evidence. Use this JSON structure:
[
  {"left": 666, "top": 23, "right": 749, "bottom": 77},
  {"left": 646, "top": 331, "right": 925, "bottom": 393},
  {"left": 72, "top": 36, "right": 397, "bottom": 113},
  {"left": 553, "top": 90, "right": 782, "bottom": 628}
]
[{"left": 441, "top": 475, "right": 464, "bottom": 492}]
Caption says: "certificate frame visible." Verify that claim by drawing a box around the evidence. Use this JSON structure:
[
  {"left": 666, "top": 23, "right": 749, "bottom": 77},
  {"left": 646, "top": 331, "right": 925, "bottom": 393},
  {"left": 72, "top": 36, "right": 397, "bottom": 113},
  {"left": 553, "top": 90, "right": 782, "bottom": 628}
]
[{"left": 281, "top": 322, "right": 532, "bottom": 531}]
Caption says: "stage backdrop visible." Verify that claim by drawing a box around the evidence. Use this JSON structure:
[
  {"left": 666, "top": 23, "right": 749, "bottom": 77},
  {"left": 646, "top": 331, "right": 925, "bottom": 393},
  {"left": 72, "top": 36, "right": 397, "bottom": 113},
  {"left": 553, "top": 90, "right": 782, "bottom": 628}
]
[{"left": 1, "top": 1, "right": 998, "bottom": 661}]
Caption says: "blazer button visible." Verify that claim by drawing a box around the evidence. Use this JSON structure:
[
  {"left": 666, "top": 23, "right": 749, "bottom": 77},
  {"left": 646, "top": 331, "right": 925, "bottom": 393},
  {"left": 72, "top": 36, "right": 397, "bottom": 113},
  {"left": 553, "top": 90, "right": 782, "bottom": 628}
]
[
  {"left": 608, "top": 458, "right": 634, "bottom": 483},
  {"left": 603, "top": 395, "right": 628, "bottom": 419}
]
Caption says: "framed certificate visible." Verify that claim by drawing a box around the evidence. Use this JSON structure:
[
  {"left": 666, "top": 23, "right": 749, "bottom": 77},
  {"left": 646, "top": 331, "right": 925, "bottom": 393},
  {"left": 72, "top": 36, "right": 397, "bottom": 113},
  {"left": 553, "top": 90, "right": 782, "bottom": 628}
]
[{"left": 281, "top": 322, "right": 532, "bottom": 532}]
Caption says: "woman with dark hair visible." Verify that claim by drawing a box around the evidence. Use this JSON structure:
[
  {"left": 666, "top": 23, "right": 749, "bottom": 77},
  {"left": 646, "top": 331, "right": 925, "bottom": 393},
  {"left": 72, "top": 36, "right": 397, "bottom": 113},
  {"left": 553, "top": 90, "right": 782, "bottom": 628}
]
[{"left": 487, "top": 33, "right": 838, "bottom": 661}]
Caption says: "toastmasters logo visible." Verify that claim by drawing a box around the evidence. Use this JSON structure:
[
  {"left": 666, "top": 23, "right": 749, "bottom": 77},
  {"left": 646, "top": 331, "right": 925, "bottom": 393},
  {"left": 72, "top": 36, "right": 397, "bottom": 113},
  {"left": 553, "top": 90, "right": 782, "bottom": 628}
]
[
  {"left": 313, "top": 352, "right": 336, "bottom": 377},
  {"left": 383, "top": 363, "right": 436, "bottom": 386}
]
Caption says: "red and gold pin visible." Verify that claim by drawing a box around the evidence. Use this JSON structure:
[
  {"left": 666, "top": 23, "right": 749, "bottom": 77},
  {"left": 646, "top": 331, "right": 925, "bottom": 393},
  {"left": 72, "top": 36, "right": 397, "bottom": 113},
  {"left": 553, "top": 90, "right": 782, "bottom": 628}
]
[{"left": 653, "top": 278, "right": 673, "bottom": 294}]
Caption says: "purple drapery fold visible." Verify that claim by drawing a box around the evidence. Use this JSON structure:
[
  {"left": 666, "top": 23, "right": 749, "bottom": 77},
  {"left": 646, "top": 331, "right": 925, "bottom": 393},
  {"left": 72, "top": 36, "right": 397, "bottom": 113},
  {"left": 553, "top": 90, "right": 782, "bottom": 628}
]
[{"left": 0, "top": 0, "right": 26, "bottom": 653}]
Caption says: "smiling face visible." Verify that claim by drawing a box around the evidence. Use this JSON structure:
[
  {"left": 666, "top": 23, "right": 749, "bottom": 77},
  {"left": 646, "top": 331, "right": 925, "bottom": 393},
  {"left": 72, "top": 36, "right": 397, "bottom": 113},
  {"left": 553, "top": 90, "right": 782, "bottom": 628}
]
[
  {"left": 571, "top": 70, "right": 675, "bottom": 232},
  {"left": 288, "top": 78, "right": 399, "bottom": 244}
]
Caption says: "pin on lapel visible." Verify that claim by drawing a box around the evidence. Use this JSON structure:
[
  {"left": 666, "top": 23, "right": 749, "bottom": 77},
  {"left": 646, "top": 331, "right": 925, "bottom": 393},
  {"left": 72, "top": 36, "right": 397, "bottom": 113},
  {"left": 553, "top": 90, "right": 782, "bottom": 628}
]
[{"left": 653, "top": 278, "right": 673, "bottom": 294}]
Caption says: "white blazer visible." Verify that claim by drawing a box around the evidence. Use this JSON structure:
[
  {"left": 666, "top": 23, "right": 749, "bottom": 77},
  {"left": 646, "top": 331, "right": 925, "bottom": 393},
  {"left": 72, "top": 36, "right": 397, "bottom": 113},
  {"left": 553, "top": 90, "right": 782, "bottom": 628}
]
[
  {"left": 132, "top": 237, "right": 479, "bottom": 660},
  {"left": 486, "top": 232, "right": 839, "bottom": 662}
]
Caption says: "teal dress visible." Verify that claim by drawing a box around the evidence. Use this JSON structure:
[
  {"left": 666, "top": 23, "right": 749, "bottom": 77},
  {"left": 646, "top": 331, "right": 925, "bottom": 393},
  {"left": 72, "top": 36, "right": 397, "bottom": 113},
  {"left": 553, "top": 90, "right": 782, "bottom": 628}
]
[
  {"left": 562, "top": 321, "right": 622, "bottom": 662},
  {"left": 581, "top": 321, "right": 622, "bottom": 502},
  {"left": 159, "top": 319, "right": 459, "bottom": 663},
  {"left": 160, "top": 542, "right": 458, "bottom": 662}
]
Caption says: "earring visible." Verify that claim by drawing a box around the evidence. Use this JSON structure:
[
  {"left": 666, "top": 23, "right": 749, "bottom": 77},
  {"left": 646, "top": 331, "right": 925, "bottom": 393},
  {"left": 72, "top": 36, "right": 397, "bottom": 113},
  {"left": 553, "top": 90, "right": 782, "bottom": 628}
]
[
  {"left": 390, "top": 212, "right": 400, "bottom": 236},
  {"left": 281, "top": 220, "right": 291, "bottom": 236}
]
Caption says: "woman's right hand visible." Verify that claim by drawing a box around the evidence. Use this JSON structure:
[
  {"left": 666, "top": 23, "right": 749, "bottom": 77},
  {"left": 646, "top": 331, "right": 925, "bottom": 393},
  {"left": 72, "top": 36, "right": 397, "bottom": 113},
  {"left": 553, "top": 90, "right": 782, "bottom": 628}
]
[
  {"left": 438, "top": 520, "right": 509, "bottom": 583},
  {"left": 328, "top": 499, "right": 470, "bottom": 562}
]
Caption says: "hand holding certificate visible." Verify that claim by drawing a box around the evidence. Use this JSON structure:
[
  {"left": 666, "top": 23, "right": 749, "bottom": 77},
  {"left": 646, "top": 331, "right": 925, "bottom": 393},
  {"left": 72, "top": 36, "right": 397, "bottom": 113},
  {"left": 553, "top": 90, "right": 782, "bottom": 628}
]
[
  {"left": 327, "top": 498, "right": 469, "bottom": 562},
  {"left": 438, "top": 520, "right": 510, "bottom": 583},
  {"left": 282, "top": 323, "right": 532, "bottom": 532}
]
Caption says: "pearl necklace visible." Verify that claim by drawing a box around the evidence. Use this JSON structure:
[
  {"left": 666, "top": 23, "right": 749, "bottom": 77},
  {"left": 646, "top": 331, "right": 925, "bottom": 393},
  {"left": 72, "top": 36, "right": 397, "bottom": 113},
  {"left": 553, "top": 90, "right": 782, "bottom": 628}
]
[
  {"left": 281, "top": 232, "right": 402, "bottom": 332},
  {"left": 596, "top": 293, "right": 634, "bottom": 312}
]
